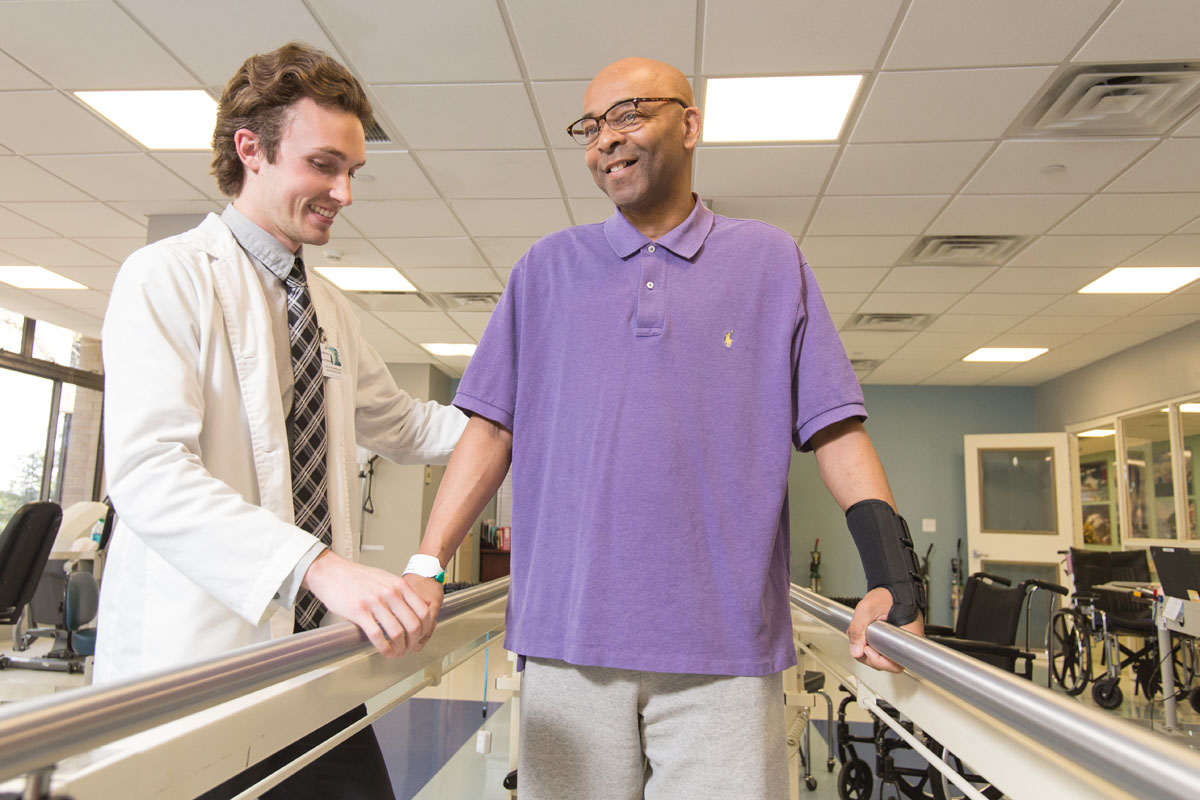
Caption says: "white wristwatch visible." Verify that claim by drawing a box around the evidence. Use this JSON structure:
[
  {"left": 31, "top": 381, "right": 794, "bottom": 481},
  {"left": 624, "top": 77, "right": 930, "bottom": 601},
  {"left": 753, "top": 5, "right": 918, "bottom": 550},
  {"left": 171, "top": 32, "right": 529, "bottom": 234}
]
[{"left": 404, "top": 554, "right": 446, "bottom": 584}]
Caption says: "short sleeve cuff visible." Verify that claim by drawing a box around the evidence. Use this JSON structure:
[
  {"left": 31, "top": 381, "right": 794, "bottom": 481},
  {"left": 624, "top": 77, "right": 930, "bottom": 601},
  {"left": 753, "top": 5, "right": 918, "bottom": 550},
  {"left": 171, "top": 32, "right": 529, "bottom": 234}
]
[
  {"left": 454, "top": 391, "right": 515, "bottom": 431},
  {"left": 794, "top": 403, "right": 868, "bottom": 452}
]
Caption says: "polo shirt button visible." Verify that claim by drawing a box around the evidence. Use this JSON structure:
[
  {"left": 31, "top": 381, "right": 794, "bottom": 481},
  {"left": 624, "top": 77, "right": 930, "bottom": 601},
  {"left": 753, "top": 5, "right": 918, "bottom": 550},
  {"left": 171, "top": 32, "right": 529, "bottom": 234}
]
[
  {"left": 647, "top": 245, "right": 656, "bottom": 253},
  {"left": 646, "top": 281, "right": 655, "bottom": 289}
]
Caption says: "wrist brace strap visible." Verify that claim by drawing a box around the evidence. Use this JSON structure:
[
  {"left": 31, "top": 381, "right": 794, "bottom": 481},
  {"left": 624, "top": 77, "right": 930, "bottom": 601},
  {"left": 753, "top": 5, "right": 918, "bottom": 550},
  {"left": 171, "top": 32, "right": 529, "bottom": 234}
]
[{"left": 845, "top": 499, "right": 926, "bottom": 626}]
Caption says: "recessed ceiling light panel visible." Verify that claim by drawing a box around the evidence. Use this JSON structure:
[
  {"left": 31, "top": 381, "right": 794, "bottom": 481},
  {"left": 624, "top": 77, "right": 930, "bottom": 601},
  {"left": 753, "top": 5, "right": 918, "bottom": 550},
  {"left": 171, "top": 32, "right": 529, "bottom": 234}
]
[
  {"left": 1078, "top": 267, "right": 1200, "bottom": 294},
  {"left": 75, "top": 90, "right": 217, "bottom": 150},
  {"left": 314, "top": 267, "right": 416, "bottom": 292},
  {"left": 0, "top": 266, "right": 86, "bottom": 290},
  {"left": 702, "top": 75, "right": 862, "bottom": 143},
  {"left": 963, "top": 347, "right": 1048, "bottom": 362},
  {"left": 421, "top": 343, "right": 476, "bottom": 357},
  {"left": 1078, "top": 428, "right": 1115, "bottom": 437}
]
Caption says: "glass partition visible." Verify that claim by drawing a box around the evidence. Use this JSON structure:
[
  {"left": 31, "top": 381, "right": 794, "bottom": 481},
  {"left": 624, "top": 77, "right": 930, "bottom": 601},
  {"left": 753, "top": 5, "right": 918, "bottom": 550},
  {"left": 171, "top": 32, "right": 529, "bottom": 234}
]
[
  {"left": 1077, "top": 428, "right": 1119, "bottom": 547},
  {"left": 0, "top": 370, "right": 54, "bottom": 527},
  {"left": 1181, "top": 400, "right": 1198, "bottom": 541},
  {"left": 979, "top": 448, "right": 1057, "bottom": 534},
  {"left": 1123, "top": 409, "right": 1176, "bottom": 539}
]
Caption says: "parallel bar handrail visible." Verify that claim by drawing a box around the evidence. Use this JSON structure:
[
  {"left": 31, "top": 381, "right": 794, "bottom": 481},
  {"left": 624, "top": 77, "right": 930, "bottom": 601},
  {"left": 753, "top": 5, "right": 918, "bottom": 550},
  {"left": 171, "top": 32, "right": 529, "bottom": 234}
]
[
  {"left": 0, "top": 577, "right": 509, "bottom": 783},
  {"left": 790, "top": 585, "right": 1200, "bottom": 800}
]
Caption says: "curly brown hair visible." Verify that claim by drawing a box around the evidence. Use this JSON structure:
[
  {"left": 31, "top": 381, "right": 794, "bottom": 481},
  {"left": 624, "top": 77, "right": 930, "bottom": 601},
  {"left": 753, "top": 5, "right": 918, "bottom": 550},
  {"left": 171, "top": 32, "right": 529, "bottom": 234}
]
[{"left": 210, "top": 42, "right": 375, "bottom": 197}]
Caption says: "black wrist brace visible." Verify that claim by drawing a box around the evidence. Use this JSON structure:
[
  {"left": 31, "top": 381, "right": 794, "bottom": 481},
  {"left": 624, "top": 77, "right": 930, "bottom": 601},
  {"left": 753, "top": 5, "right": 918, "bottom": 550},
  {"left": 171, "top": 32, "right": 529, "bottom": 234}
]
[{"left": 845, "top": 499, "right": 926, "bottom": 626}]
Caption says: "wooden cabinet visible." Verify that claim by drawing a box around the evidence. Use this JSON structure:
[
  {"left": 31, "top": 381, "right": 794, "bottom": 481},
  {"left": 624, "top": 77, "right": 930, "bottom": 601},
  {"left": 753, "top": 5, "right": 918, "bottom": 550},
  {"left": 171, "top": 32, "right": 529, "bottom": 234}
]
[{"left": 479, "top": 546, "right": 511, "bottom": 582}]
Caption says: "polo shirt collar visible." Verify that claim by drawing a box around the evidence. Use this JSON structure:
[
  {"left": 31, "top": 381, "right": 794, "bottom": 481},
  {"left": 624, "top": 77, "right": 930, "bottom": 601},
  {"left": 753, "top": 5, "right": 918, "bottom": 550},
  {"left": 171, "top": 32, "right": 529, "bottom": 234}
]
[{"left": 603, "top": 194, "right": 714, "bottom": 259}]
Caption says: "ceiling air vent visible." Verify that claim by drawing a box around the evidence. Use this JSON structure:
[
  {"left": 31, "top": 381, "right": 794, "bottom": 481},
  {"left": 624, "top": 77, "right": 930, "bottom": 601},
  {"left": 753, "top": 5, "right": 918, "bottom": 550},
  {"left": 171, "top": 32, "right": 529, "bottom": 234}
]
[
  {"left": 354, "top": 292, "right": 438, "bottom": 312},
  {"left": 900, "top": 235, "right": 1025, "bottom": 267},
  {"left": 427, "top": 292, "right": 501, "bottom": 311},
  {"left": 363, "top": 119, "right": 392, "bottom": 144},
  {"left": 851, "top": 359, "right": 882, "bottom": 372},
  {"left": 1015, "top": 63, "right": 1200, "bottom": 137},
  {"left": 846, "top": 313, "right": 934, "bottom": 332}
]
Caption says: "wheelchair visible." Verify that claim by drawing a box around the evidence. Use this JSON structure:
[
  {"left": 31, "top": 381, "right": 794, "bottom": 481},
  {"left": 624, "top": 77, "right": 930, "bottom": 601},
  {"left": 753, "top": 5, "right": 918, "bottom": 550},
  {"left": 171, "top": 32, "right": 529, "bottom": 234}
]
[
  {"left": 829, "top": 573, "right": 1065, "bottom": 800},
  {"left": 1047, "top": 548, "right": 1198, "bottom": 709}
]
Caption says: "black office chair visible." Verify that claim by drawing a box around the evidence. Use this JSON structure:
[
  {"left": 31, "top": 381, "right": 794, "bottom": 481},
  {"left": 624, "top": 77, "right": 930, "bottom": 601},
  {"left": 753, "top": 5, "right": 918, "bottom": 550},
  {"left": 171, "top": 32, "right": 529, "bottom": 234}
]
[{"left": 0, "top": 502, "right": 70, "bottom": 671}]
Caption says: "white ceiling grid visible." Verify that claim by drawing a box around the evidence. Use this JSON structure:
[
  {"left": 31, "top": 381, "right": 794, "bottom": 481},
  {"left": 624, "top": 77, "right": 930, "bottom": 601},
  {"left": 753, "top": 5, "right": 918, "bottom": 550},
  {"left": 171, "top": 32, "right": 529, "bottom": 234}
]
[{"left": 0, "top": 0, "right": 1194, "bottom": 384}]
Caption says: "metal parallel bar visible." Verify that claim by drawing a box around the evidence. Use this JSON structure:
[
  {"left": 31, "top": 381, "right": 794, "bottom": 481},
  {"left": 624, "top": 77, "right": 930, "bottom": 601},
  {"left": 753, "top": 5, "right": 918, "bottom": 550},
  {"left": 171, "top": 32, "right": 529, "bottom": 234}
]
[
  {"left": 0, "top": 577, "right": 509, "bottom": 783},
  {"left": 790, "top": 585, "right": 1200, "bottom": 800}
]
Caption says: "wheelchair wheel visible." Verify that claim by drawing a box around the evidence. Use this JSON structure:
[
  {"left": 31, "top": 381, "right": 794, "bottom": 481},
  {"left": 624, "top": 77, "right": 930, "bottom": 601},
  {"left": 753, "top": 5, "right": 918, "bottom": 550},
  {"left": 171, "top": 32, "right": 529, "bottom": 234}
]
[
  {"left": 926, "top": 741, "right": 1004, "bottom": 800},
  {"left": 1189, "top": 686, "right": 1200, "bottom": 715},
  {"left": 837, "top": 758, "right": 873, "bottom": 800},
  {"left": 1048, "top": 607, "right": 1091, "bottom": 696},
  {"left": 1092, "top": 676, "right": 1123, "bottom": 710}
]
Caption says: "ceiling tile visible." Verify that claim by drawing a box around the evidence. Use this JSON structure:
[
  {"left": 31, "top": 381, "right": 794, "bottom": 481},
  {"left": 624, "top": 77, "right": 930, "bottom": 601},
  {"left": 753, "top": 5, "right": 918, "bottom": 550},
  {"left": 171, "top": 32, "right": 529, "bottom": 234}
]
[
  {"left": 928, "top": 195, "right": 1085, "bottom": 235},
  {"left": 974, "top": 267, "right": 1106, "bottom": 294},
  {"left": 0, "top": 207, "right": 56, "bottom": 237},
  {"left": 829, "top": 142, "right": 991, "bottom": 195},
  {"left": 1004, "top": 315, "right": 1116, "bottom": 334},
  {"left": 0, "top": 157, "right": 90, "bottom": 202},
  {"left": 51, "top": 266, "right": 118, "bottom": 292},
  {"left": 475, "top": 237, "right": 538, "bottom": 269},
  {"left": 1175, "top": 109, "right": 1200, "bottom": 137},
  {"left": 1074, "top": 0, "right": 1200, "bottom": 62},
  {"left": 905, "top": 330, "right": 995, "bottom": 350},
  {"left": 949, "top": 293, "right": 1059, "bottom": 315},
  {"left": 1101, "top": 313, "right": 1199, "bottom": 333},
  {"left": 921, "top": 361, "right": 1017, "bottom": 385},
  {"left": 1007, "top": 234, "right": 1160, "bottom": 267},
  {"left": 837, "top": 330, "right": 916, "bottom": 359},
  {"left": 1038, "top": 293, "right": 1160, "bottom": 316},
  {"left": 0, "top": 91, "right": 137, "bottom": 154},
  {"left": 799, "top": 236, "right": 913, "bottom": 267},
  {"left": 532, "top": 82, "right": 593, "bottom": 145},
  {"left": 695, "top": 146, "right": 839, "bottom": 197},
  {"left": 809, "top": 267, "right": 889, "bottom": 294},
  {"left": 860, "top": 359, "right": 948, "bottom": 384},
  {"left": 569, "top": 199, "right": 614, "bottom": 225},
  {"left": 0, "top": 247, "right": 30, "bottom": 266},
  {"left": 373, "top": 238, "right": 486, "bottom": 269},
  {"left": 850, "top": 67, "right": 1056, "bottom": 143},
  {"left": 309, "top": 0, "right": 520, "bottom": 83},
  {"left": 450, "top": 199, "right": 570, "bottom": 238},
  {"left": 508, "top": 0, "right": 695, "bottom": 80},
  {"left": 406, "top": 268, "right": 502, "bottom": 293},
  {"left": 885, "top": 0, "right": 1110, "bottom": 69},
  {"left": 373, "top": 84, "right": 543, "bottom": 150},
  {"left": 447, "top": 311, "right": 493, "bottom": 339},
  {"left": 551, "top": 149, "right": 604, "bottom": 198},
  {"left": 0, "top": 237, "right": 118, "bottom": 266},
  {"left": 710, "top": 197, "right": 816, "bottom": 235},
  {"left": 119, "top": 0, "right": 339, "bottom": 85},
  {"left": 352, "top": 152, "right": 439, "bottom": 201},
  {"left": 3, "top": 202, "right": 144, "bottom": 238},
  {"left": 339, "top": 200, "right": 463, "bottom": 238},
  {"left": 72, "top": 238, "right": 143, "bottom": 264},
  {"left": 1180, "top": 217, "right": 1200, "bottom": 235},
  {"left": 310, "top": 237, "right": 392, "bottom": 268},
  {"left": 149, "top": 153, "right": 226, "bottom": 200},
  {"left": 808, "top": 196, "right": 948, "bottom": 235},
  {"left": 1120, "top": 236, "right": 1200, "bottom": 266},
  {"left": 1106, "top": 139, "right": 1200, "bottom": 193},
  {"left": 703, "top": 0, "right": 903, "bottom": 73},
  {"left": 366, "top": 333, "right": 430, "bottom": 364},
  {"left": 29, "top": 287, "right": 109, "bottom": 315},
  {"left": 858, "top": 292, "right": 962, "bottom": 313},
  {"left": 30, "top": 154, "right": 205, "bottom": 201},
  {"left": 822, "top": 293, "right": 867, "bottom": 313},
  {"left": 374, "top": 310, "right": 467, "bottom": 337},
  {"left": 419, "top": 150, "right": 560, "bottom": 199},
  {"left": 0, "top": 49, "right": 46, "bottom": 90},
  {"left": 964, "top": 139, "right": 1158, "bottom": 195},
  {"left": 1139, "top": 292, "right": 1200, "bottom": 316},
  {"left": 983, "top": 332, "right": 1079, "bottom": 349},
  {"left": 0, "top": 1, "right": 197, "bottom": 89},
  {"left": 922, "top": 314, "right": 1026, "bottom": 333},
  {"left": 107, "top": 200, "right": 222, "bottom": 224},
  {"left": 875, "top": 266, "right": 993, "bottom": 293},
  {"left": 1051, "top": 194, "right": 1200, "bottom": 235}
]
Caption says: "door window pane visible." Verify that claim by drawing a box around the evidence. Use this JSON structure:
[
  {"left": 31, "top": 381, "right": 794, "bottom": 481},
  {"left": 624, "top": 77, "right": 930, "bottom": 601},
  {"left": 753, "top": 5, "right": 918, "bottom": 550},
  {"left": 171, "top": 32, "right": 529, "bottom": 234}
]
[
  {"left": 32, "top": 320, "right": 84, "bottom": 368},
  {"left": 979, "top": 448, "right": 1057, "bottom": 534},
  {"left": 0, "top": 369, "right": 53, "bottom": 527},
  {"left": 48, "top": 383, "right": 103, "bottom": 508},
  {"left": 1182, "top": 400, "right": 1199, "bottom": 540},
  {"left": 0, "top": 308, "right": 23, "bottom": 354},
  {"left": 1077, "top": 429, "right": 1119, "bottom": 546},
  {"left": 1124, "top": 409, "right": 1174, "bottom": 539}
]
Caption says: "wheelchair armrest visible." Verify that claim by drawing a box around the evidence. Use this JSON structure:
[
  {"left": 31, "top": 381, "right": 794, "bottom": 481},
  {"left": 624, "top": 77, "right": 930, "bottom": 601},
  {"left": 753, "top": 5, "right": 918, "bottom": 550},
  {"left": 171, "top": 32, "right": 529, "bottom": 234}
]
[
  {"left": 923, "top": 624, "right": 955, "bottom": 637},
  {"left": 929, "top": 636, "right": 1033, "bottom": 662}
]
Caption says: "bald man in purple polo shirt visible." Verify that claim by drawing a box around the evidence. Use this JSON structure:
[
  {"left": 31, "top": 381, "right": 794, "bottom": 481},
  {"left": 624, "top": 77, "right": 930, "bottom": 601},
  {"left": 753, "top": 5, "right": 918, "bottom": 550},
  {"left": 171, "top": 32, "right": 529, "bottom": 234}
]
[{"left": 402, "top": 57, "right": 925, "bottom": 799}]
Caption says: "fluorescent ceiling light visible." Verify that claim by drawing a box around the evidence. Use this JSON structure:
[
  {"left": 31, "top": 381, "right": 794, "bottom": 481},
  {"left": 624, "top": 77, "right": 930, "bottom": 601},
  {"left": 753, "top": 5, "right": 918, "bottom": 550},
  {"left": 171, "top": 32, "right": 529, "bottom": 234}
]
[
  {"left": 74, "top": 90, "right": 217, "bottom": 150},
  {"left": 963, "top": 347, "right": 1048, "bottom": 362},
  {"left": 0, "top": 266, "right": 86, "bottom": 290},
  {"left": 1163, "top": 404, "right": 1200, "bottom": 413},
  {"left": 702, "top": 75, "right": 862, "bottom": 142},
  {"left": 313, "top": 267, "right": 415, "bottom": 292},
  {"left": 1078, "top": 267, "right": 1200, "bottom": 294},
  {"left": 421, "top": 343, "right": 476, "bottom": 357},
  {"left": 1078, "top": 429, "right": 1115, "bottom": 437}
]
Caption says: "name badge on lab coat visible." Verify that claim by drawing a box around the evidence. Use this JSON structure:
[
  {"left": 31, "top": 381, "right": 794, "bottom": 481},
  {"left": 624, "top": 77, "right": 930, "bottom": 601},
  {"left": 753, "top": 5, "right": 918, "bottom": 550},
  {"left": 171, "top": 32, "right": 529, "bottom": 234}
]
[{"left": 322, "top": 343, "right": 344, "bottom": 378}]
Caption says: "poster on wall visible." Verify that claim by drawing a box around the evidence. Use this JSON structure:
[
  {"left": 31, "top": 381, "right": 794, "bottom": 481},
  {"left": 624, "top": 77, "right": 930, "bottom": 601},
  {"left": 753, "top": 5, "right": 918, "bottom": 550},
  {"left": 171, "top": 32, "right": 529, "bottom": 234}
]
[
  {"left": 1082, "top": 504, "right": 1112, "bottom": 545},
  {"left": 1080, "top": 460, "right": 1108, "bottom": 503}
]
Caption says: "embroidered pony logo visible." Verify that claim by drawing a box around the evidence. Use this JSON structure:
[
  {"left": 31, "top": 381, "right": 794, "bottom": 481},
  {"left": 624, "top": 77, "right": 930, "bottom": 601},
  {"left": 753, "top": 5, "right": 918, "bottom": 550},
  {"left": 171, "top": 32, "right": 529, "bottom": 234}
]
[{"left": 724, "top": 330, "right": 733, "bottom": 349}]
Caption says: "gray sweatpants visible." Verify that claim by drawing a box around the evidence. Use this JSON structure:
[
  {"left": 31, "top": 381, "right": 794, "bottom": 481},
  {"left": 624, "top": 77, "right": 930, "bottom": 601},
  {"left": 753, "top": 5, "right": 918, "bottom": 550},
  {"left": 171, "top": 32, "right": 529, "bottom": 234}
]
[{"left": 518, "top": 658, "right": 788, "bottom": 800}]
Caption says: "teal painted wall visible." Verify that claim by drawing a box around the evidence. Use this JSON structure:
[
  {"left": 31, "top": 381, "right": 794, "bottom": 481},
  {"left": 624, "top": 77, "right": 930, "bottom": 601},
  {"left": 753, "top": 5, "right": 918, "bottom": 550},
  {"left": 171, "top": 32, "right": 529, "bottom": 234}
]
[{"left": 788, "top": 385, "right": 1036, "bottom": 626}]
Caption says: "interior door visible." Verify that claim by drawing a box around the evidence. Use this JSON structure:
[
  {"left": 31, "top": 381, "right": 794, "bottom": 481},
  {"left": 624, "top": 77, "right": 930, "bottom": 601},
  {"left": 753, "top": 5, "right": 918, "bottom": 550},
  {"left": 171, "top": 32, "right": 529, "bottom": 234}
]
[{"left": 964, "top": 433, "right": 1073, "bottom": 587}]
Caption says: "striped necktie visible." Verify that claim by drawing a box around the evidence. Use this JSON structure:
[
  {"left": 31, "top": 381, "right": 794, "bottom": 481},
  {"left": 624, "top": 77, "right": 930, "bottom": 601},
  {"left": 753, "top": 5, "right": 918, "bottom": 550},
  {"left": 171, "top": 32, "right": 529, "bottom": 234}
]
[{"left": 286, "top": 256, "right": 333, "bottom": 631}]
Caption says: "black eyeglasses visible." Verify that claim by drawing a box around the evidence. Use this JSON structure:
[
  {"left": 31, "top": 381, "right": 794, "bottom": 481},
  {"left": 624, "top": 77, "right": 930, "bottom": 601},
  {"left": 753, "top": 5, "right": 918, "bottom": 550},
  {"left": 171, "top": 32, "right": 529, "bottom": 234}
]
[{"left": 566, "top": 97, "right": 688, "bottom": 146}]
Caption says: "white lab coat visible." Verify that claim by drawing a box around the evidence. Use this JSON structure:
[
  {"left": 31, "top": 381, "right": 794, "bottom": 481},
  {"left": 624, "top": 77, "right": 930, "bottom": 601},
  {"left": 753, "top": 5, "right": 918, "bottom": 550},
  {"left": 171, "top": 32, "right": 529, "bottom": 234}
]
[{"left": 94, "top": 214, "right": 466, "bottom": 683}]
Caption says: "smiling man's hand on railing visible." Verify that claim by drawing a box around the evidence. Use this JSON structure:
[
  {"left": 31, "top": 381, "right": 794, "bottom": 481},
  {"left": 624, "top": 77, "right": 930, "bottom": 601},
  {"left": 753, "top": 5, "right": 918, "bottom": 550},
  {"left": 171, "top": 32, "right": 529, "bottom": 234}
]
[
  {"left": 301, "top": 550, "right": 439, "bottom": 657},
  {"left": 847, "top": 587, "right": 926, "bottom": 673}
]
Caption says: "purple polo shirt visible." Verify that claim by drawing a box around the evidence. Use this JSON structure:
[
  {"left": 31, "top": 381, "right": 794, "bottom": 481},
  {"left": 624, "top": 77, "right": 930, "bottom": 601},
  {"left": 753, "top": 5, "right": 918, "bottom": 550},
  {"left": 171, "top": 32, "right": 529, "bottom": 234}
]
[{"left": 455, "top": 198, "right": 865, "bottom": 676}]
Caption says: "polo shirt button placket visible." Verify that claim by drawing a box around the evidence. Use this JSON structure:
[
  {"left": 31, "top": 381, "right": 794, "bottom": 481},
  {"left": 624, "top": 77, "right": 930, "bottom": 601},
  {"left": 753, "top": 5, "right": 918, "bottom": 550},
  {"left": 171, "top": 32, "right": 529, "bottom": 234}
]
[{"left": 634, "top": 243, "right": 667, "bottom": 337}]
